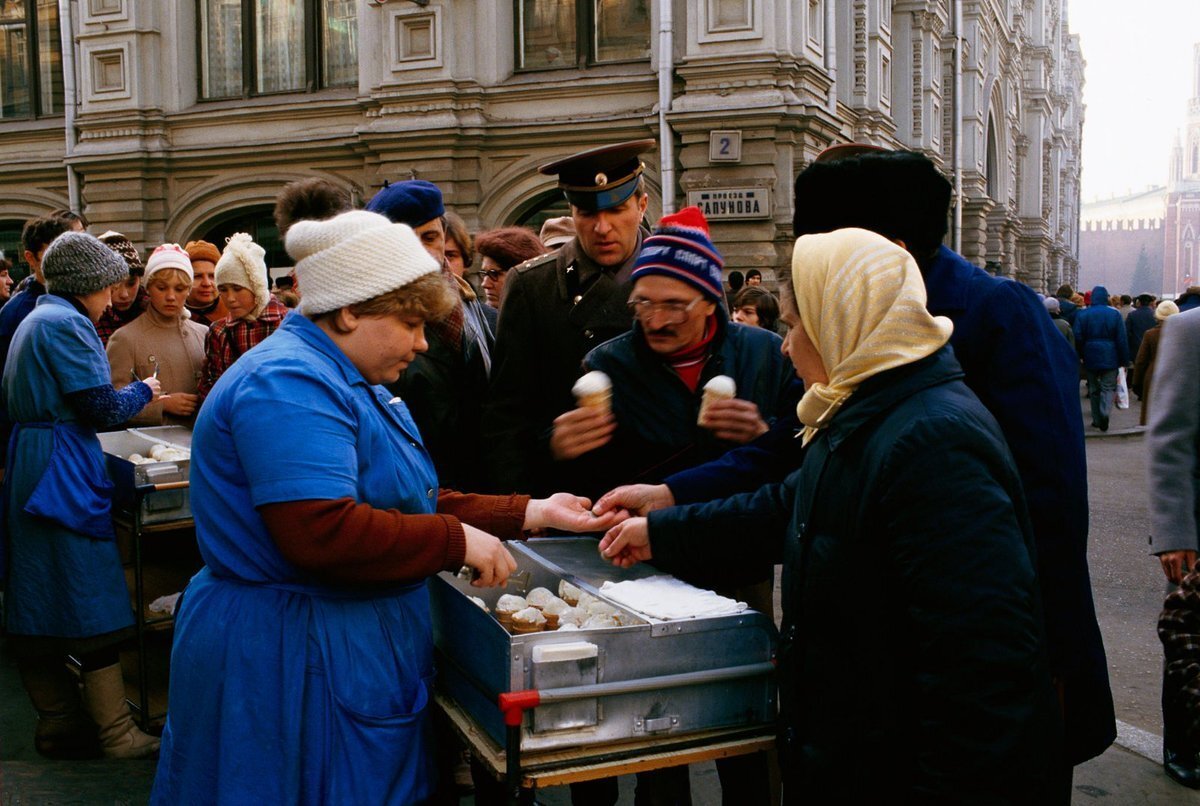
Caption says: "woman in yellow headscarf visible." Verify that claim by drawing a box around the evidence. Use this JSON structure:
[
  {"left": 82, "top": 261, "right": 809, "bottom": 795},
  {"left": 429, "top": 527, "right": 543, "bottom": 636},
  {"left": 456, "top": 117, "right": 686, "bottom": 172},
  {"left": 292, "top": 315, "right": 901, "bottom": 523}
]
[{"left": 601, "top": 228, "right": 1061, "bottom": 803}]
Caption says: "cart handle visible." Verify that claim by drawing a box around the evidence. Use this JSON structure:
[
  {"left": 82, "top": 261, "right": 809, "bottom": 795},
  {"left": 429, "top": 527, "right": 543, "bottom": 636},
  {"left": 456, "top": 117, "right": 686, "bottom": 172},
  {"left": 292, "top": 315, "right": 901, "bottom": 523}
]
[
  {"left": 498, "top": 660, "right": 775, "bottom": 725},
  {"left": 134, "top": 481, "right": 190, "bottom": 492}
]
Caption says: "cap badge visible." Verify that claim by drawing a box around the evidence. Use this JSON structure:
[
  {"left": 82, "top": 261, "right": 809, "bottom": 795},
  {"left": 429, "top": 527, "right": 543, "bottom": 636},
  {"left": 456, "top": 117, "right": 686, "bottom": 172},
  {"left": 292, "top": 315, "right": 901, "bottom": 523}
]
[{"left": 594, "top": 172, "right": 608, "bottom": 186}]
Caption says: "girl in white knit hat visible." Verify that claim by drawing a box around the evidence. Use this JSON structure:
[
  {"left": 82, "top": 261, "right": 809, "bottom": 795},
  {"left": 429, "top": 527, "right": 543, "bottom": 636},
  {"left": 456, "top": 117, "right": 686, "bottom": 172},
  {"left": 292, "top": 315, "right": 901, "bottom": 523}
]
[
  {"left": 106, "top": 243, "right": 208, "bottom": 425},
  {"left": 151, "top": 210, "right": 628, "bottom": 806},
  {"left": 195, "top": 232, "right": 289, "bottom": 402}
]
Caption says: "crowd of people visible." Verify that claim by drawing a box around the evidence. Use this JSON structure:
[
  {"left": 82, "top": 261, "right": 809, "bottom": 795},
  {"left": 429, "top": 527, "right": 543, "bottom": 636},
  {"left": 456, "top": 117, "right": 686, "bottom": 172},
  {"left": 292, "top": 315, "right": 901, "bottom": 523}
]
[{"left": 3, "top": 136, "right": 1200, "bottom": 803}]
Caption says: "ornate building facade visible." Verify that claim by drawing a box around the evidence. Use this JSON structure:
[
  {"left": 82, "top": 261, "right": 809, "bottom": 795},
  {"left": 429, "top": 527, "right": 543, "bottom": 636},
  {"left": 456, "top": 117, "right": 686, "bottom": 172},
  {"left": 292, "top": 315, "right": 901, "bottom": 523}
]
[{"left": 0, "top": 0, "right": 1083, "bottom": 292}]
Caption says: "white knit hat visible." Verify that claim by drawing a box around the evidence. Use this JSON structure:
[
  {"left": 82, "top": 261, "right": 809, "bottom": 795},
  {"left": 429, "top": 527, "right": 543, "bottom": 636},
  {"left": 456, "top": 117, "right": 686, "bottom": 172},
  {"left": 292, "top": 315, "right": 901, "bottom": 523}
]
[
  {"left": 215, "top": 232, "right": 270, "bottom": 320},
  {"left": 286, "top": 210, "right": 440, "bottom": 316},
  {"left": 144, "top": 243, "right": 194, "bottom": 283}
]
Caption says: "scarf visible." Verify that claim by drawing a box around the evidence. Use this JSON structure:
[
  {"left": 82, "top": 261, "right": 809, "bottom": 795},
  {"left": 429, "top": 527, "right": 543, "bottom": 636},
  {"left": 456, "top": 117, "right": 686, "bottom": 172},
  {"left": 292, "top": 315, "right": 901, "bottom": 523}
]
[
  {"left": 790, "top": 228, "right": 953, "bottom": 445},
  {"left": 665, "top": 314, "right": 718, "bottom": 392}
]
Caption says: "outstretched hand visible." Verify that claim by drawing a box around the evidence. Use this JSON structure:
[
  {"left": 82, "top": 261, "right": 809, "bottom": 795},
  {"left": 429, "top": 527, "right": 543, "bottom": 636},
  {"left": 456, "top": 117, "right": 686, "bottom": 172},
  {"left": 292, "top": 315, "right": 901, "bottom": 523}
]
[
  {"left": 525, "top": 492, "right": 630, "bottom": 534},
  {"left": 592, "top": 483, "right": 674, "bottom": 518},
  {"left": 598, "top": 517, "right": 652, "bottom": 568}
]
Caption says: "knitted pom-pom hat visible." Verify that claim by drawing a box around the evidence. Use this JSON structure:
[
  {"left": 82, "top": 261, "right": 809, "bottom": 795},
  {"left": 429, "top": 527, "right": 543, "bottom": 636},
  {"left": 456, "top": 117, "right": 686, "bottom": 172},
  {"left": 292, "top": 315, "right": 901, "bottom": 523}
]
[
  {"left": 145, "top": 243, "right": 195, "bottom": 283},
  {"left": 631, "top": 206, "right": 725, "bottom": 301},
  {"left": 215, "top": 233, "right": 270, "bottom": 320},
  {"left": 285, "top": 210, "right": 440, "bottom": 316}
]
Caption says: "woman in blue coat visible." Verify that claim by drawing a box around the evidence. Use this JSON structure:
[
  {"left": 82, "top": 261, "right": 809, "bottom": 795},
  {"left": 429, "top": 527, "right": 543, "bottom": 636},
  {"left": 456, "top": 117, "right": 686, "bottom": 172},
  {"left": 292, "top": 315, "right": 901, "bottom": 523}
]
[
  {"left": 600, "top": 229, "right": 1061, "bottom": 802},
  {"left": 150, "top": 211, "right": 623, "bottom": 805},
  {"left": 3, "top": 232, "right": 163, "bottom": 760}
]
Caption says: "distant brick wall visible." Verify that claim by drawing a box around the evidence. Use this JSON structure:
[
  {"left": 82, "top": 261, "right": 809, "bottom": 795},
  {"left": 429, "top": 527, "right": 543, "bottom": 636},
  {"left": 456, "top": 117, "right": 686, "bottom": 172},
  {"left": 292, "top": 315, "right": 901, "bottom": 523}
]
[{"left": 1079, "top": 223, "right": 1164, "bottom": 296}]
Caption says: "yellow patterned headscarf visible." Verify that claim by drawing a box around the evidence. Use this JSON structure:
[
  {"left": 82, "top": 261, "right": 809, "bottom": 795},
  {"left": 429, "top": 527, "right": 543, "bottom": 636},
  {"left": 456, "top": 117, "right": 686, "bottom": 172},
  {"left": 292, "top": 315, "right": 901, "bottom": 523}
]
[{"left": 791, "top": 228, "right": 953, "bottom": 445}]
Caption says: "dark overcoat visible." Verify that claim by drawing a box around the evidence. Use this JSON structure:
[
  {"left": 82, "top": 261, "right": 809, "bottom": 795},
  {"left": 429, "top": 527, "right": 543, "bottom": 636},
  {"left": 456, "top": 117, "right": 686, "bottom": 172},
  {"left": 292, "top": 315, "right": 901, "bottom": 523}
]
[
  {"left": 649, "top": 349, "right": 1062, "bottom": 801},
  {"left": 482, "top": 237, "right": 639, "bottom": 495}
]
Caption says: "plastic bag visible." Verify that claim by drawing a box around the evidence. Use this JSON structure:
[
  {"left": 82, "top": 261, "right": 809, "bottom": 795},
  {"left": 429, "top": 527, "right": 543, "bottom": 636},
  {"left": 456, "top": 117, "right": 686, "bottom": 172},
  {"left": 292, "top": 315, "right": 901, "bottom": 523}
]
[{"left": 1116, "top": 367, "right": 1130, "bottom": 410}]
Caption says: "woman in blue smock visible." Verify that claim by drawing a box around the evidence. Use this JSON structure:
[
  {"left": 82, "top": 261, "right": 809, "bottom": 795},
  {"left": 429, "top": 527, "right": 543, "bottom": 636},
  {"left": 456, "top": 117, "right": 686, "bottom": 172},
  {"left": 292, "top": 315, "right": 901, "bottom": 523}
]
[
  {"left": 3, "top": 232, "right": 163, "bottom": 760},
  {"left": 150, "top": 211, "right": 623, "bottom": 805}
]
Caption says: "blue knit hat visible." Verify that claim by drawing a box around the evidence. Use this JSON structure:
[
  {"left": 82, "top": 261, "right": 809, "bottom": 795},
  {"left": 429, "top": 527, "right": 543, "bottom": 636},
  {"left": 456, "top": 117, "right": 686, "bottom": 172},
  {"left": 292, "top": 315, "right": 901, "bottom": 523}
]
[
  {"left": 631, "top": 206, "right": 724, "bottom": 301},
  {"left": 365, "top": 179, "right": 445, "bottom": 227}
]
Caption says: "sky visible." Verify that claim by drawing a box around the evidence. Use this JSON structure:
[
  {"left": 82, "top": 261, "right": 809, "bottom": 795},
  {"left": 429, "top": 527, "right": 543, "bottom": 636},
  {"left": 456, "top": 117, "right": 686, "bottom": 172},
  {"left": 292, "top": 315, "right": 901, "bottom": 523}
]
[{"left": 1070, "top": 2, "right": 1200, "bottom": 202}]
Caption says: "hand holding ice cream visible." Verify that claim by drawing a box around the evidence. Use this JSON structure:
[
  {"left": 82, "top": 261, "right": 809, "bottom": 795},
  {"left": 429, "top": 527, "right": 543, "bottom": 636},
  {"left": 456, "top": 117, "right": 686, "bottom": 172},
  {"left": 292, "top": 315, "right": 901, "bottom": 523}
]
[
  {"left": 550, "top": 371, "right": 617, "bottom": 460},
  {"left": 697, "top": 375, "right": 769, "bottom": 443}
]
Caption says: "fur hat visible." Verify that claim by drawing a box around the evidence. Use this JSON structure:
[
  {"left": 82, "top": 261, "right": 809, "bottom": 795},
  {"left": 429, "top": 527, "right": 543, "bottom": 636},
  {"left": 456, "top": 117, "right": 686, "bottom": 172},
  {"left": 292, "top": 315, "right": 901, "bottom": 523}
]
[
  {"left": 631, "top": 206, "right": 725, "bottom": 301},
  {"left": 1042, "top": 296, "right": 1061, "bottom": 314},
  {"left": 184, "top": 239, "right": 221, "bottom": 265},
  {"left": 364, "top": 180, "right": 445, "bottom": 227},
  {"left": 145, "top": 244, "right": 195, "bottom": 284},
  {"left": 1156, "top": 300, "right": 1180, "bottom": 321},
  {"left": 475, "top": 227, "right": 547, "bottom": 270},
  {"left": 41, "top": 232, "right": 130, "bottom": 295},
  {"left": 215, "top": 233, "right": 270, "bottom": 320},
  {"left": 286, "top": 210, "right": 440, "bottom": 316}
]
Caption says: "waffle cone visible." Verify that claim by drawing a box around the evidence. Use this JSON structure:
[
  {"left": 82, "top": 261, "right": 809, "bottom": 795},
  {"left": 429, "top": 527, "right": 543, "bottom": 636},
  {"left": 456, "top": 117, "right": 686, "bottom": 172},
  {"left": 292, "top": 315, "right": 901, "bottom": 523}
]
[
  {"left": 576, "top": 389, "right": 611, "bottom": 415},
  {"left": 698, "top": 388, "right": 735, "bottom": 425}
]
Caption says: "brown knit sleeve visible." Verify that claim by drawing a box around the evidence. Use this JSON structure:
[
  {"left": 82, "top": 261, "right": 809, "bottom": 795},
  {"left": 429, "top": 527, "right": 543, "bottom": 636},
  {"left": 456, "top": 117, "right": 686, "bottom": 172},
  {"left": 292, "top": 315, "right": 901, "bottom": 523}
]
[
  {"left": 436, "top": 489, "right": 530, "bottom": 540},
  {"left": 259, "top": 498, "right": 467, "bottom": 585}
]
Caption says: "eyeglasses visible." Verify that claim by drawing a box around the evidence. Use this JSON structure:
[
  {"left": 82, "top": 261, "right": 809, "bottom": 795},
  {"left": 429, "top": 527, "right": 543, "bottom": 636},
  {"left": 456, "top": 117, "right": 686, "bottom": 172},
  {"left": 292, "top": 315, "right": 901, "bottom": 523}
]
[
  {"left": 627, "top": 296, "right": 706, "bottom": 325},
  {"left": 474, "top": 267, "right": 510, "bottom": 282}
]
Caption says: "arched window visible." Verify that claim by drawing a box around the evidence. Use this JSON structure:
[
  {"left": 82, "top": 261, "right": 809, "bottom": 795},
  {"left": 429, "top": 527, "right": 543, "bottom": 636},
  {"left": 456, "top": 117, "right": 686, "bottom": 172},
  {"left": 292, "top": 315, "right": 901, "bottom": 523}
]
[
  {"left": 513, "top": 189, "right": 570, "bottom": 233},
  {"left": 196, "top": 205, "right": 286, "bottom": 276},
  {"left": 0, "top": 218, "right": 29, "bottom": 280},
  {"left": 985, "top": 115, "right": 999, "bottom": 201}
]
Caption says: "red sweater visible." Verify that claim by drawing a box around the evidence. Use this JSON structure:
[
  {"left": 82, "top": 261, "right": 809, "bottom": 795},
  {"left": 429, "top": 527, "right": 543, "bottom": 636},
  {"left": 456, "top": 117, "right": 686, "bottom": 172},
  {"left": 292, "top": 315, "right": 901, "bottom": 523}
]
[{"left": 259, "top": 490, "right": 530, "bottom": 585}]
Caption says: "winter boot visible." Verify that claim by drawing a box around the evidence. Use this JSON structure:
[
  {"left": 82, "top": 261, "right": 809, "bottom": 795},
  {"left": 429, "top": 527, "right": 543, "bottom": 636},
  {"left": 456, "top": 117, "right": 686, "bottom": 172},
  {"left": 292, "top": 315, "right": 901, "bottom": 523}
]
[
  {"left": 81, "top": 663, "right": 160, "bottom": 759},
  {"left": 16, "top": 656, "right": 100, "bottom": 760}
]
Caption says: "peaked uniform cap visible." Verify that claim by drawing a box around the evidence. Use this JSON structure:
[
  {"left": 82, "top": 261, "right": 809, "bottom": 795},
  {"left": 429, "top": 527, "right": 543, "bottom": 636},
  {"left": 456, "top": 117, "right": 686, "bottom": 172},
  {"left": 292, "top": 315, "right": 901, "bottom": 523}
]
[{"left": 539, "top": 139, "right": 655, "bottom": 212}]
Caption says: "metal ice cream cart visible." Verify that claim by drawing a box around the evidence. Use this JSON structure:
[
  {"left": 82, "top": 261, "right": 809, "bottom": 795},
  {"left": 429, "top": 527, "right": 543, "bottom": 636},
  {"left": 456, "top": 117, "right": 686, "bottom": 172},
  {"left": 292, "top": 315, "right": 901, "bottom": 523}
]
[{"left": 430, "top": 538, "right": 778, "bottom": 802}]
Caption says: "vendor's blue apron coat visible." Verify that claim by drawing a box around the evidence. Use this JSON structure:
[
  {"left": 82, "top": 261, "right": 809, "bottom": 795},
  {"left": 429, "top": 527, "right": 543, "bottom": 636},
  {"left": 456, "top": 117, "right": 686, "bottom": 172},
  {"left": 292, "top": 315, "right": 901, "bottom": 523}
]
[
  {"left": 151, "top": 312, "right": 442, "bottom": 806},
  {"left": 1, "top": 295, "right": 132, "bottom": 638}
]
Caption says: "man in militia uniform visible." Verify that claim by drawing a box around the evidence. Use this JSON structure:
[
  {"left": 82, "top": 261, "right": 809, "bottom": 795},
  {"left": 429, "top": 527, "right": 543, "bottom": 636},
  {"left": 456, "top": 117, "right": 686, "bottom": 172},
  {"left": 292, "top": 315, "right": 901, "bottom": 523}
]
[{"left": 484, "top": 139, "right": 654, "bottom": 496}]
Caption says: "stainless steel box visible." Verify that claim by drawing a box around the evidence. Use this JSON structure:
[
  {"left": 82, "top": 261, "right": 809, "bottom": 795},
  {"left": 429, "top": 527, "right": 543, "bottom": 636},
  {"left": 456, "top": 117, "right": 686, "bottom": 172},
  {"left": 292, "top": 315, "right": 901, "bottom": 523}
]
[
  {"left": 98, "top": 426, "right": 193, "bottom": 525},
  {"left": 430, "top": 538, "right": 777, "bottom": 752}
]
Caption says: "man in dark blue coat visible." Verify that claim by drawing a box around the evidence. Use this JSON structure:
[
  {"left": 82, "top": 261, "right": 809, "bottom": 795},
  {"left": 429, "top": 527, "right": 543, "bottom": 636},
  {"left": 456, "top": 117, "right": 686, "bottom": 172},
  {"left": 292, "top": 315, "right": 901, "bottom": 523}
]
[
  {"left": 1127, "top": 293, "right": 1158, "bottom": 362},
  {"left": 1073, "top": 286, "right": 1130, "bottom": 432},
  {"left": 596, "top": 148, "right": 1115, "bottom": 797}
]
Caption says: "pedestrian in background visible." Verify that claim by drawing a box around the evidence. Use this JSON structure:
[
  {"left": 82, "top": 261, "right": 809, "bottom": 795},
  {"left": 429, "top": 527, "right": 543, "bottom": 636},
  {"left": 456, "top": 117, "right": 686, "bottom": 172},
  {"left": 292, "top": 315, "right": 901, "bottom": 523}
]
[
  {"left": 1128, "top": 293, "right": 1159, "bottom": 363},
  {"left": 366, "top": 179, "right": 496, "bottom": 491},
  {"left": 1132, "top": 300, "right": 1180, "bottom": 426},
  {"left": 1074, "top": 285, "right": 1130, "bottom": 432},
  {"left": 106, "top": 244, "right": 208, "bottom": 426},
  {"left": 732, "top": 284, "right": 782, "bottom": 333},
  {"left": 0, "top": 257, "right": 12, "bottom": 304},
  {"left": 196, "top": 233, "right": 287, "bottom": 402},
  {"left": 94, "top": 231, "right": 148, "bottom": 347},
  {"left": 1044, "top": 296, "right": 1074, "bottom": 347},
  {"left": 1147, "top": 306, "right": 1200, "bottom": 788},
  {"left": 473, "top": 226, "right": 546, "bottom": 308},
  {"left": 183, "top": 240, "right": 227, "bottom": 327}
]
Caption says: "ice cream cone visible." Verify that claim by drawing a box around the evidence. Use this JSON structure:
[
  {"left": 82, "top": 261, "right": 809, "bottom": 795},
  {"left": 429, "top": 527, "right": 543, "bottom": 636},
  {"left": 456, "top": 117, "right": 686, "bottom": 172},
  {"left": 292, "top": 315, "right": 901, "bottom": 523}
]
[{"left": 698, "top": 375, "right": 736, "bottom": 426}]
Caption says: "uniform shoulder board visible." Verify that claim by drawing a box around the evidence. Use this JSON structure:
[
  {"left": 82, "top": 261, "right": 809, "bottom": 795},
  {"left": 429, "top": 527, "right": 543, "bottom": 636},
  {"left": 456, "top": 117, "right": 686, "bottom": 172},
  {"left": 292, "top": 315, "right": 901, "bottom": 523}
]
[{"left": 513, "top": 251, "right": 558, "bottom": 275}]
